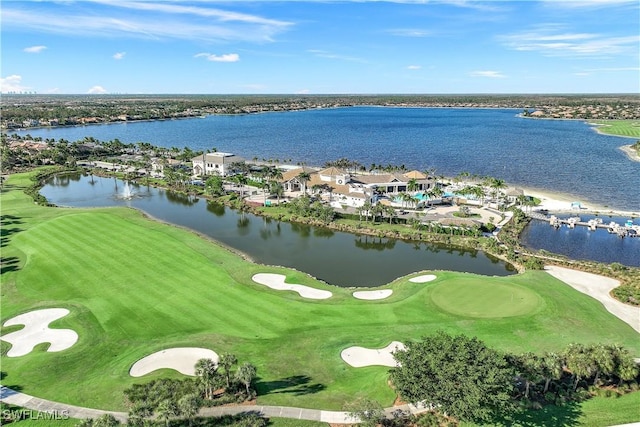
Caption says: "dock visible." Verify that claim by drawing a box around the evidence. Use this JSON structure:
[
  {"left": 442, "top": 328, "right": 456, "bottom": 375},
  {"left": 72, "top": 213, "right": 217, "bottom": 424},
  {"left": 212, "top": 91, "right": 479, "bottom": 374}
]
[{"left": 529, "top": 212, "right": 639, "bottom": 238}]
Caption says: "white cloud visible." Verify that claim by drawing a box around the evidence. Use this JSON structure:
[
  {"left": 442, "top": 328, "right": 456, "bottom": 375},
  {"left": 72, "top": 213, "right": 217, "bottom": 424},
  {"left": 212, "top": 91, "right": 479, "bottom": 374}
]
[
  {"left": 194, "top": 53, "right": 240, "bottom": 62},
  {"left": 307, "top": 49, "right": 366, "bottom": 63},
  {"left": 2, "top": 3, "right": 292, "bottom": 44},
  {"left": 113, "top": 52, "right": 126, "bottom": 60},
  {"left": 0, "top": 75, "right": 32, "bottom": 93},
  {"left": 540, "top": 0, "right": 638, "bottom": 9},
  {"left": 500, "top": 26, "right": 640, "bottom": 57},
  {"left": 407, "top": 65, "right": 422, "bottom": 70},
  {"left": 87, "top": 85, "right": 108, "bottom": 94},
  {"left": 469, "top": 70, "right": 506, "bottom": 78},
  {"left": 23, "top": 45, "right": 47, "bottom": 53},
  {"left": 387, "top": 29, "right": 433, "bottom": 38}
]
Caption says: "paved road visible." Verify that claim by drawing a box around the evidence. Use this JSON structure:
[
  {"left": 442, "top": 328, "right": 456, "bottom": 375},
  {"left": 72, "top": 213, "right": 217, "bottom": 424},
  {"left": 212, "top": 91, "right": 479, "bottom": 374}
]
[{"left": 0, "top": 386, "right": 425, "bottom": 424}]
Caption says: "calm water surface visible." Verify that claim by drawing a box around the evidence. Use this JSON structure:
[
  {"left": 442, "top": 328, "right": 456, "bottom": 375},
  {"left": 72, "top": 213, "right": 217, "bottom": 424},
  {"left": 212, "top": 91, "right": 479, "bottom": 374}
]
[
  {"left": 16, "top": 107, "right": 640, "bottom": 212},
  {"left": 41, "top": 174, "right": 515, "bottom": 287},
  {"left": 520, "top": 214, "right": 640, "bottom": 267}
]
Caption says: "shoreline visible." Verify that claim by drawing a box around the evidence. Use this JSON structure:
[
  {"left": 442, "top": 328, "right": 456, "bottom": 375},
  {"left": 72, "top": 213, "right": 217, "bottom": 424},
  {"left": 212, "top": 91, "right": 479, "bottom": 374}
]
[
  {"left": 516, "top": 185, "right": 639, "bottom": 218},
  {"left": 620, "top": 145, "right": 640, "bottom": 162}
]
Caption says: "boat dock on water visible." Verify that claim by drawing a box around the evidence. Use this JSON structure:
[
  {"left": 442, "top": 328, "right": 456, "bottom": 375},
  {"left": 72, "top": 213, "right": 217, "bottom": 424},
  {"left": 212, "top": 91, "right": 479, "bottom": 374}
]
[{"left": 529, "top": 212, "right": 640, "bottom": 238}]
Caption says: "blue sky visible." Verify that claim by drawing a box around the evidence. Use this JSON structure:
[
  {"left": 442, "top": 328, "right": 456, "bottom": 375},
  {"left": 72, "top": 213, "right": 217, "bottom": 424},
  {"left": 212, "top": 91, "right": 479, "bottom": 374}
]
[{"left": 1, "top": 0, "right": 639, "bottom": 94}]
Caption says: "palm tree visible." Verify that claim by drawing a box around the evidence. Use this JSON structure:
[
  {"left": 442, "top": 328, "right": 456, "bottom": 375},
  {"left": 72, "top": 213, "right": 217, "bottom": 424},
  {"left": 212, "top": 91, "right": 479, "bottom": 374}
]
[
  {"left": 235, "top": 362, "right": 257, "bottom": 398},
  {"left": 407, "top": 178, "right": 419, "bottom": 193},
  {"left": 591, "top": 344, "right": 616, "bottom": 386},
  {"left": 270, "top": 181, "right": 284, "bottom": 205},
  {"left": 541, "top": 352, "right": 564, "bottom": 393},
  {"left": 565, "top": 343, "right": 595, "bottom": 391},
  {"left": 297, "top": 171, "right": 311, "bottom": 195},
  {"left": 156, "top": 400, "right": 176, "bottom": 427},
  {"left": 361, "top": 200, "right": 372, "bottom": 222},
  {"left": 484, "top": 176, "right": 507, "bottom": 200},
  {"left": 219, "top": 353, "right": 238, "bottom": 389},
  {"left": 177, "top": 393, "right": 200, "bottom": 427},
  {"left": 513, "top": 352, "right": 543, "bottom": 399},
  {"left": 195, "top": 358, "right": 219, "bottom": 400},
  {"left": 400, "top": 192, "right": 414, "bottom": 209},
  {"left": 232, "top": 174, "right": 249, "bottom": 199},
  {"left": 384, "top": 204, "right": 396, "bottom": 224}
]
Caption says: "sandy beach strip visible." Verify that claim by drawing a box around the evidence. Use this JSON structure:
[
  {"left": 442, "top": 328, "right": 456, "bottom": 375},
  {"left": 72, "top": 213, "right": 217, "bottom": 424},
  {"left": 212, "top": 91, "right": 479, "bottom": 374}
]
[
  {"left": 516, "top": 185, "right": 639, "bottom": 217},
  {"left": 620, "top": 145, "right": 640, "bottom": 163}
]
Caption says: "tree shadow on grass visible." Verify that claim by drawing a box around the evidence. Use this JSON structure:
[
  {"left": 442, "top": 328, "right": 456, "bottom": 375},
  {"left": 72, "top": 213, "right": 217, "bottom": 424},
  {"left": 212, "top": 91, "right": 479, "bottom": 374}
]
[
  {"left": 0, "top": 373, "right": 24, "bottom": 395},
  {"left": 255, "top": 375, "right": 326, "bottom": 397},
  {"left": 1, "top": 227, "right": 24, "bottom": 248},
  {"left": 491, "top": 400, "right": 582, "bottom": 427},
  {"left": 0, "top": 215, "right": 24, "bottom": 226},
  {"left": 1, "top": 257, "right": 21, "bottom": 275}
]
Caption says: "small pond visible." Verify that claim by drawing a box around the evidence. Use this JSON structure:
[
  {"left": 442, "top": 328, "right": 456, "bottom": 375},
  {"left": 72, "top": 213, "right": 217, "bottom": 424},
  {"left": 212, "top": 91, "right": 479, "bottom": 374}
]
[{"left": 41, "top": 174, "right": 516, "bottom": 287}]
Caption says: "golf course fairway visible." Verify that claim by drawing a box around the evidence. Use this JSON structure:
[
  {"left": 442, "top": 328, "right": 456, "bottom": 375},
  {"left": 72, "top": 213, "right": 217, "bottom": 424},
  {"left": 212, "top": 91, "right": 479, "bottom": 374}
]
[{"left": 1, "top": 171, "right": 639, "bottom": 419}]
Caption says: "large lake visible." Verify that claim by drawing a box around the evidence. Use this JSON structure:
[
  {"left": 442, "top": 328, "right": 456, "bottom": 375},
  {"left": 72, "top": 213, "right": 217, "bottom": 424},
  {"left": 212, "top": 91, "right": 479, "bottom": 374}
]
[
  {"left": 41, "top": 174, "right": 515, "bottom": 287},
  {"left": 14, "top": 107, "right": 640, "bottom": 212}
]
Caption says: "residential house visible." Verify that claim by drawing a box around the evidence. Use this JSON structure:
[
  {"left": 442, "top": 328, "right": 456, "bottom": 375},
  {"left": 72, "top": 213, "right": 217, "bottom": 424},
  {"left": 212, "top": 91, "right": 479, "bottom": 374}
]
[{"left": 192, "top": 152, "right": 245, "bottom": 177}]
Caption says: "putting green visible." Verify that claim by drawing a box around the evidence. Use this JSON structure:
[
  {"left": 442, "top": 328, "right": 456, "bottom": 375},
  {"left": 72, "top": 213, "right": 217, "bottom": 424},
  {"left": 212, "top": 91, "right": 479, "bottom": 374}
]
[
  {"left": 2, "top": 171, "right": 639, "bottom": 417},
  {"left": 430, "top": 279, "right": 543, "bottom": 318}
]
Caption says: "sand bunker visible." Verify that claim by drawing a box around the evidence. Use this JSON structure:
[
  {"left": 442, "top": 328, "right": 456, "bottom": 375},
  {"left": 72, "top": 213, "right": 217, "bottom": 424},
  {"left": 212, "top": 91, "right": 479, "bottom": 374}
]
[
  {"left": 252, "top": 273, "right": 333, "bottom": 299},
  {"left": 545, "top": 266, "right": 640, "bottom": 333},
  {"left": 341, "top": 341, "right": 406, "bottom": 368},
  {"left": 409, "top": 274, "right": 437, "bottom": 283},
  {"left": 130, "top": 347, "right": 219, "bottom": 377},
  {"left": 1, "top": 308, "right": 79, "bottom": 357},
  {"left": 352, "top": 290, "right": 393, "bottom": 300}
]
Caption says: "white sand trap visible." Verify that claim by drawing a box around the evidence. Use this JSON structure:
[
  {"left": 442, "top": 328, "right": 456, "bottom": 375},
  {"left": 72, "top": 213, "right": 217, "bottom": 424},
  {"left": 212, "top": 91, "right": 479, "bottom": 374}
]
[
  {"left": 352, "top": 290, "right": 393, "bottom": 300},
  {"left": 545, "top": 266, "right": 640, "bottom": 333},
  {"left": 341, "top": 341, "right": 406, "bottom": 368},
  {"left": 130, "top": 347, "right": 219, "bottom": 377},
  {"left": 252, "top": 273, "right": 332, "bottom": 299},
  {"left": 409, "top": 274, "right": 437, "bottom": 283},
  {"left": 1, "top": 308, "right": 78, "bottom": 357}
]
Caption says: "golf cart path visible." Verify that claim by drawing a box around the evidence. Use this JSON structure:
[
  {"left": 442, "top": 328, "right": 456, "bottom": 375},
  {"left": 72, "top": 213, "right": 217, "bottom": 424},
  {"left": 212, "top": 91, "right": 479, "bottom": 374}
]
[
  {"left": 0, "top": 386, "right": 423, "bottom": 424},
  {"left": 1, "top": 386, "right": 638, "bottom": 426}
]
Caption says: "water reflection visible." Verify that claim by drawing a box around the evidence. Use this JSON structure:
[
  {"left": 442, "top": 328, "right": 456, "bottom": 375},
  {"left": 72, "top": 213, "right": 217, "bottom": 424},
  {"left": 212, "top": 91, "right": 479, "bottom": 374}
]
[
  {"left": 355, "top": 236, "right": 397, "bottom": 251},
  {"left": 40, "top": 174, "right": 515, "bottom": 287}
]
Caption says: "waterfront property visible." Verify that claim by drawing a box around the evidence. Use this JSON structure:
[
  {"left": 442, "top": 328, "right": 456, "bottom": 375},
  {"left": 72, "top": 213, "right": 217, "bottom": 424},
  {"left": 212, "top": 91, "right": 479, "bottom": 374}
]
[
  {"left": 1, "top": 171, "right": 639, "bottom": 419},
  {"left": 274, "top": 166, "right": 435, "bottom": 208},
  {"left": 191, "top": 152, "right": 245, "bottom": 177},
  {"left": 12, "top": 107, "right": 640, "bottom": 212}
]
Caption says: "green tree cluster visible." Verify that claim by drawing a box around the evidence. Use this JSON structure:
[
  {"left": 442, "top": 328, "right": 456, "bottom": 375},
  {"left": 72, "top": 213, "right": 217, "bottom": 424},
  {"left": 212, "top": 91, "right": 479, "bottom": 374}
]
[{"left": 391, "top": 332, "right": 639, "bottom": 424}]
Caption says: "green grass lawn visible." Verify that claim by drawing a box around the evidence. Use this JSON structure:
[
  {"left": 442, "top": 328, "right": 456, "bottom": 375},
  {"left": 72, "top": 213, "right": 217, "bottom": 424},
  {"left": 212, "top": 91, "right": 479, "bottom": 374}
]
[
  {"left": 1, "top": 171, "right": 639, "bottom": 426},
  {"left": 589, "top": 120, "right": 640, "bottom": 139}
]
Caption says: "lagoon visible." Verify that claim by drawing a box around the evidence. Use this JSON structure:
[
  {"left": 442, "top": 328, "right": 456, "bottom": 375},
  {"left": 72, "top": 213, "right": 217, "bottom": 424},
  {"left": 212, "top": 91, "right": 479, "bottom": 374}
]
[
  {"left": 41, "top": 174, "right": 515, "bottom": 287},
  {"left": 14, "top": 107, "right": 640, "bottom": 212}
]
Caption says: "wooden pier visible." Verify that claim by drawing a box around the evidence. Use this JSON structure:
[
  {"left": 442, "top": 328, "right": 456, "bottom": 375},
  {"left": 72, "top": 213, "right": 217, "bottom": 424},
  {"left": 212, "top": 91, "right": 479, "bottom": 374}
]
[{"left": 529, "top": 212, "right": 639, "bottom": 238}]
